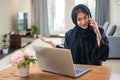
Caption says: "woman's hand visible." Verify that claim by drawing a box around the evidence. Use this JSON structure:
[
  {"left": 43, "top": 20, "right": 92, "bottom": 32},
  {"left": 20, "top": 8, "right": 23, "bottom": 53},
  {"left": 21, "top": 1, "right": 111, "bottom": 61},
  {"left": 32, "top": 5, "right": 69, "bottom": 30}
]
[
  {"left": 88, "top": 18, "right": 102, "bottom": 47},
  {"left": 39, "top": 35, "right": 51, "bottom": 44},
  {"left": 88, "top": 18, "right": 99, "bottom": 33},
  {"left": 39, "top": 35, "right": 56, "bottom": 48}
]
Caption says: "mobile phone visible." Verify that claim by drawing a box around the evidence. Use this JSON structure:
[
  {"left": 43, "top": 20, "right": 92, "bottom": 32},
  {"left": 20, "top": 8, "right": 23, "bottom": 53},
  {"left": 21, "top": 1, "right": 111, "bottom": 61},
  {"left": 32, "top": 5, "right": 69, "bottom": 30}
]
[{"left": 88, "top": 15, "right": 91, "bottom": 24}]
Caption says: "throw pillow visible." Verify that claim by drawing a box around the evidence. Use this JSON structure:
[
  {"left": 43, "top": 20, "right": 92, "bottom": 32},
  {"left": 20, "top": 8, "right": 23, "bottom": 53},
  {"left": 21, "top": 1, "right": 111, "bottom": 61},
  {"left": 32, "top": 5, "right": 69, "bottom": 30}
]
[
  {"left": 106, "top": 23, "right": 117, "bottom": 36},
  {"left": 103, "top": 22, "right": 110, "bottom": 32}
]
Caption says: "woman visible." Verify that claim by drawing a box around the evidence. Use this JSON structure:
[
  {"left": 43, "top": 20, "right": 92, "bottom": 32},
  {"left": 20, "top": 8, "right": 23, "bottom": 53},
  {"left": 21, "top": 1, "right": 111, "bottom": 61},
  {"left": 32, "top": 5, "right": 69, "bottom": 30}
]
[{"left": 39, "top": 4, "right": 109, "bottom": 65}]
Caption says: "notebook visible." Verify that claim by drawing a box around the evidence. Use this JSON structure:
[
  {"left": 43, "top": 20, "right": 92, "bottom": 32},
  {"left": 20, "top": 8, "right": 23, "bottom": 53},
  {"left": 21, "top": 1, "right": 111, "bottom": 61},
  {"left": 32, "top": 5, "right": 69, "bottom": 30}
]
[{"left": 33, "top": 46, "right": 91, "bottom": 78}]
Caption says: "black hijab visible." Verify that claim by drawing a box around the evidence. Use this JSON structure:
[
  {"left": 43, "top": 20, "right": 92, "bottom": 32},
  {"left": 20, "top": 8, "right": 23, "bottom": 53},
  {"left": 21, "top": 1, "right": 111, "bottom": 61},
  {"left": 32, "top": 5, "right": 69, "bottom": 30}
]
[{"left": 71, "top": 4, "right": 92, "bottom": 26}]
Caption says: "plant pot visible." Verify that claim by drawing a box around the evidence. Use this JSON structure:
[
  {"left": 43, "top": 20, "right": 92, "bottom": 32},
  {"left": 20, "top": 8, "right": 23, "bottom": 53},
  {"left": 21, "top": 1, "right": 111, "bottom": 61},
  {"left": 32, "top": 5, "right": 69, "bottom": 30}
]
[
  {"left": 33, "top": 34, "right": 38, "bottom": 38},
  {"left": 2, "top": 48, "right": 9, "bottom": 54},
  {"left": 17, "top": 65, "right": 29, "bottom": 77}
]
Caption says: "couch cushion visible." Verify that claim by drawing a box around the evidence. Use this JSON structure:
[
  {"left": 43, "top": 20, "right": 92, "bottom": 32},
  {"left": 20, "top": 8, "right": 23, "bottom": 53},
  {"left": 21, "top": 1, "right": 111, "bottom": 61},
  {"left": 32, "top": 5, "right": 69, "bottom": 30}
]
[
  {"left": 113, "top": 26, "right": 120, "bottom": 37},
  {"left": 103, "top": 22, "right": 110, "bottom": 32},
  {"left": 106, "top": 23, "right": 117, "bottom": 36}
]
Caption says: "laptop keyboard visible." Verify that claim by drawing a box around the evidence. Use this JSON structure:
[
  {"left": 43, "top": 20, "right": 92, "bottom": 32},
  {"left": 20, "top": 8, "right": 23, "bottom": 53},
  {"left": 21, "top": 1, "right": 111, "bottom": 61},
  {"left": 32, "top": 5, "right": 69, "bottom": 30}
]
[
  {"left": 75, "top": 69, "right": 83, "bottom": 74},
  {"left": 75, "top": 66, "right": 90, "bottom": 75}
]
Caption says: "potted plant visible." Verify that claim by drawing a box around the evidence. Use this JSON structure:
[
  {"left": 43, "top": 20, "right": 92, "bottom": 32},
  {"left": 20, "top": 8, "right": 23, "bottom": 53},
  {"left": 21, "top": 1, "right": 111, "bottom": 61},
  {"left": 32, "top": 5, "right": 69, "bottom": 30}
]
[
  {"left": 9, "top": 48, "right": 36, "bottom": 77},
  {"left": 2, "top": 33, "right": 9, "bottom": 54},
  {"left": 31, "top": 25, "right": 39, "bottom": 38}
]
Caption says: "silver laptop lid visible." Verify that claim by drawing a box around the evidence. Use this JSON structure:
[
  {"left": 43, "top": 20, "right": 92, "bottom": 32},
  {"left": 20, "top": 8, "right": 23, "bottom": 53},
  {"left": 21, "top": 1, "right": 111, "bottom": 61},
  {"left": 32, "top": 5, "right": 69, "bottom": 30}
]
[{"left": 33, "top": 46, "right": 76, "bottom": 77}]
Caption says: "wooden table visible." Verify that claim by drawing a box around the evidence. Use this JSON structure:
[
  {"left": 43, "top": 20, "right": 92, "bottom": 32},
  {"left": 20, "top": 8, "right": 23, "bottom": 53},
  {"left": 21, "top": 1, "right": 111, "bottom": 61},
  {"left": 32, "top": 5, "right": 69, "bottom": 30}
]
[{"left": 0, "top": 65, "right": 111, "bottom": 80}]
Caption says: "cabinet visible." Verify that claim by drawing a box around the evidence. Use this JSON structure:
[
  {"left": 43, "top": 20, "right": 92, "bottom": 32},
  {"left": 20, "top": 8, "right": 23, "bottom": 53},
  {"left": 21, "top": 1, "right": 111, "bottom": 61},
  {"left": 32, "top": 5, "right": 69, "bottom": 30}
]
[
  {"left": 10, "top": 35, "right": 21, "bottom": 48},
  {"left": 10, "top": 35, "right": 33, "bottom": 49}
]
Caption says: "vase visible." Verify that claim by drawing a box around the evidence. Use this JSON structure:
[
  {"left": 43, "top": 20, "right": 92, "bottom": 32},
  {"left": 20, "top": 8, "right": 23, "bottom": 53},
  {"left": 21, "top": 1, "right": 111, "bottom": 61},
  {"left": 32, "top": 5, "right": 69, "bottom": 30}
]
[
  {"left": 17, "top": 65, "right": 29, "bottom": 77},
  {"left": 2, "top": 48, "right": 9, "bottom": 54}
]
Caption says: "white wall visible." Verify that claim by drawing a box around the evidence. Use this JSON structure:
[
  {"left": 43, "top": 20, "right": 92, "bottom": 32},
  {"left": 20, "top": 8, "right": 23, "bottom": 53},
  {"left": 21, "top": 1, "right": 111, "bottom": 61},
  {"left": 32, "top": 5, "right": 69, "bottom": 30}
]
[
  {"left": 65, "top": 0, "right": 75, "bottom": 30},
  {"left": 110, "top": 0, "right": 120, "bottom": 26},
  {"left": 0, "top": 0, "right": 31, "bottom": 50}
]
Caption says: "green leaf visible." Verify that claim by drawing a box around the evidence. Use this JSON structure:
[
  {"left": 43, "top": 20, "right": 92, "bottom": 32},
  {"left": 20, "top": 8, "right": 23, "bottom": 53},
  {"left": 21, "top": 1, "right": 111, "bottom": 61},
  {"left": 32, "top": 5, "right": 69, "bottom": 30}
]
[{"left": 31, "top": 25, "right": 39, "bottom": 34}]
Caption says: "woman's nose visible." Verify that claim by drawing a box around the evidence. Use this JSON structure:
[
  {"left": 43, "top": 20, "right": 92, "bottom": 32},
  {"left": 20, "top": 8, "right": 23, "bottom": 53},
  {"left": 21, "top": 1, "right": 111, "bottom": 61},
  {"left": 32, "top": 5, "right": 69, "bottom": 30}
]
[{"left": 81, "top": 20, "right": 85, "bottom": 25}]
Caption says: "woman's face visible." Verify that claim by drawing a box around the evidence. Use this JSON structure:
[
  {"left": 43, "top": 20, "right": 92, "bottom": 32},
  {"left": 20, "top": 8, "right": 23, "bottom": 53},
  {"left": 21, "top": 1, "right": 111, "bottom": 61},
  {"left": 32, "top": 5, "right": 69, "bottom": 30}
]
[{"left": 76, "top": 12, "right": 89, "bottom": 29}]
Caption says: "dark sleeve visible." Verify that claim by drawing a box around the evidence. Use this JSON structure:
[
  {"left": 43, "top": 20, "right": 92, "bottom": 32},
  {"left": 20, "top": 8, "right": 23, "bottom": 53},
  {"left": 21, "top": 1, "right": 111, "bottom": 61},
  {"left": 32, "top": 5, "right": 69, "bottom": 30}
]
[
  {"left": 56, "top": 45, "right": 64, "bottom": 48},
  {"left": 64, "top": 30, "right": 72, "bottom": 49},
  {"left": 56, "top": 31, "right": 70, "bottom": 49},
  {"left": 64, "top": 34, "right": 69, "bottom": 49},
  {"left": 97, "top": 27, "right": 109, "bottom": 61}
]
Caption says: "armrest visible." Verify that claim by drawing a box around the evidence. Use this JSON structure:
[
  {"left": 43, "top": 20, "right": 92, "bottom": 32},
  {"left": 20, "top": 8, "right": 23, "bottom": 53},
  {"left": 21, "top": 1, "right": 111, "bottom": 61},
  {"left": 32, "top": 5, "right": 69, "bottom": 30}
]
[{"left": 108, "top": 36, "right": 120, "bottom": 58}]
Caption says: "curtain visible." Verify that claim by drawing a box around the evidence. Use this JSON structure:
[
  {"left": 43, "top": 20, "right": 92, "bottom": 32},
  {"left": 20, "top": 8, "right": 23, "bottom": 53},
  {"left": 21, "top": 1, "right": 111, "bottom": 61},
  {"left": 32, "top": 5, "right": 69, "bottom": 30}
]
[
  {"left": 32, "top": 0, "right": 50, "bottom": 37},
  {"left": 95, "top": 0, "right": 110, "bottom": 27}
]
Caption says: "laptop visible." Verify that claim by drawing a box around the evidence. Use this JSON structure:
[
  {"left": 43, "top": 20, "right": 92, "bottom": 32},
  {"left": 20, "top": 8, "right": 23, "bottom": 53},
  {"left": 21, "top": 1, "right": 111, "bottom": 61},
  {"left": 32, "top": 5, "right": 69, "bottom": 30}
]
[{"left": 33, "top": 46, "right": 91, "bottom": 78}]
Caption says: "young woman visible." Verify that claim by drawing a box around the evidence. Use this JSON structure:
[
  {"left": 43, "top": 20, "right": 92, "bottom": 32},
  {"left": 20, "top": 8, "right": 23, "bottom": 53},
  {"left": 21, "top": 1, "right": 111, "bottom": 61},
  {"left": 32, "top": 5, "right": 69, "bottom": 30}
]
[{"left": 39, "top": 4, "right": 109, "bottom": 65}]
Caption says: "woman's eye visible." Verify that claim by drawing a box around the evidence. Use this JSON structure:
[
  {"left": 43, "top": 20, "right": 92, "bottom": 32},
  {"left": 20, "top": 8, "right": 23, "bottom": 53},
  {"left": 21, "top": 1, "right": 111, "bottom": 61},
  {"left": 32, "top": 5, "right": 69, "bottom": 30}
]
[{"left": 77, "top": 18, "right": 81, "bottom": 21}]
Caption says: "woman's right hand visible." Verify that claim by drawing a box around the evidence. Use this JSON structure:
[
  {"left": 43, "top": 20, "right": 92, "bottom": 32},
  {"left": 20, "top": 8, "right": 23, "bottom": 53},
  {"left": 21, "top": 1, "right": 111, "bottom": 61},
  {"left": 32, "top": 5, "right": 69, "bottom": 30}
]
[
  {"left": 39, "top": 35, "right": 56, "bottom": 48},
  {"left": 39, "top": 35, "right": 51, "bottom": 44}
]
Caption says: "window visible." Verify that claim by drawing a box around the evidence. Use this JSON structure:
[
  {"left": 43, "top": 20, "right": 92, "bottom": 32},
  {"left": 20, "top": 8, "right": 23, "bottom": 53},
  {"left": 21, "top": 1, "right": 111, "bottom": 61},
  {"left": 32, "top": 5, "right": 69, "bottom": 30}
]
[
  {"left": 47, "top": 0, "right": 65, "bottom": 35},
  {"left": 47, "top": 0, "right": 96, "bottom": 35}
]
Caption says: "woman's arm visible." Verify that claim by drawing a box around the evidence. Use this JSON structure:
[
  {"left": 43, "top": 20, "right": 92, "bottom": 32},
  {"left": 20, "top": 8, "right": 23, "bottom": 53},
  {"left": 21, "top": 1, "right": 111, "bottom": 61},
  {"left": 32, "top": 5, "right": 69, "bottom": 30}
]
[
  {"left": 89, "top": 18, "right": 102, "bottom": 47},
  {"left": 96, "top": 28, "right": 109, "bottom": 61}
]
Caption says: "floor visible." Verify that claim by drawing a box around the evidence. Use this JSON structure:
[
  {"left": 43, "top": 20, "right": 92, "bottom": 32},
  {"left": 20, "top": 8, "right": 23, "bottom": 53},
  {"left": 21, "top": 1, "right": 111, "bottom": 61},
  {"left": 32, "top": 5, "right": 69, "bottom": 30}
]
[
  {"left": 102, "top": 59, "right": 120, "bottom": 80},
  {"left": 0, "top": 38, "right": 120, "bottom": 80}
]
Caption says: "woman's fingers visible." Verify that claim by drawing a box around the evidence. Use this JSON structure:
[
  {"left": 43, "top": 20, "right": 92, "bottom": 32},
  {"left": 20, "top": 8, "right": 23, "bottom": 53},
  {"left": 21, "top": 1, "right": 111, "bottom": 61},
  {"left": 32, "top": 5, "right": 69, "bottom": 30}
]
[
  {"left": 38, "top": 35, "right": 43, "bottom": 39},
  {"left": 88, "top": 18, "right": 97, "bottom": 27},
  {"left": 88, "top": 18, "right": 95, "bottom": 24},
  {"left": 39, "top": 35, "right": 44, "bottom": 41},
  {"left": 39, "top": 35, "right": 51, "bottom": 43},
  {"left": 39, "top": 35, "right": 46, "bottom": 41}
]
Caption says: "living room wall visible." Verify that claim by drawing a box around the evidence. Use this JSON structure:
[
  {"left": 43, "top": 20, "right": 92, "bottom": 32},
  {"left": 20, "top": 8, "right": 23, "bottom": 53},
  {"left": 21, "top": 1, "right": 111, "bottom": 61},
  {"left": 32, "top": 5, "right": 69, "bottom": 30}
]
[
  {"left": 110, "top": 0, "right": 120, "bottom": 26},
  {"left": 0, "top": 0, "right": 31, "bottom": 50}
]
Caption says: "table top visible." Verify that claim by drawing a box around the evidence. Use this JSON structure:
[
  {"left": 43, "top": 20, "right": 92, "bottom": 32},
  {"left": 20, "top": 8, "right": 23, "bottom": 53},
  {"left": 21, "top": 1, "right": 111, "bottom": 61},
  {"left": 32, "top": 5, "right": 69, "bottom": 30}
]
[{"left": 0, "top": 64, "right": 111, "bottom": 80}]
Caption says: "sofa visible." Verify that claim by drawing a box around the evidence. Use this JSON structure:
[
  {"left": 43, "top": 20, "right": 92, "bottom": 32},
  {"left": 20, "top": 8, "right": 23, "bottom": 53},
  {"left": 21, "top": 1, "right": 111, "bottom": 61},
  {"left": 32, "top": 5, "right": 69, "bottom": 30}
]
[{"left": 103, "top": 22, "right": 120, "bottom": 58}]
